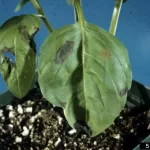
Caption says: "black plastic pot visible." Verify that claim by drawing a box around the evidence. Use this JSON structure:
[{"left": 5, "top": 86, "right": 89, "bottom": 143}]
[
  {"left": 0, "top": 72, "right": 38, "bottom": 107},
  {"left": 0, "top": 72, "right": 150, "bottom": 149}
]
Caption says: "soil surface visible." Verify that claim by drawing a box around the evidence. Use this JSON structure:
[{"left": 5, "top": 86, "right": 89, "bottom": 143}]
[{"left": 0, "top": 88, "right": 150, "bottom": 150}]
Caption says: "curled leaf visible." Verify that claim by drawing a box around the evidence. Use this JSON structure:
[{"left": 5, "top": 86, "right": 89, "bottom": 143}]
[{"left": 0, "top": 15, "right": 40, "bottom": 98}]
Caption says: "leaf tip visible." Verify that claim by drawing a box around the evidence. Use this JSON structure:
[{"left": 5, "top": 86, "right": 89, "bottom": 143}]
[
  {"left": 66, "top": 0, "right": 74, "bottom": 6},
  {"left": 14, "top": 4, "right": 21, "bottom": 12}
]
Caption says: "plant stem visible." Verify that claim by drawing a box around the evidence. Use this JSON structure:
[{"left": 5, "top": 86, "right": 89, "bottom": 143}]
[
  {"left": 109, "top": 0, "right": 123, "bottom": 36},
  {"left": 66, "top": 0, "right": 78, "bottom": 23},
  {"left": 74, "top": 0, "right": 85, "bottom": 26},
  {"left": 30, "top": 0, "right": 54, "bottom": 33}
]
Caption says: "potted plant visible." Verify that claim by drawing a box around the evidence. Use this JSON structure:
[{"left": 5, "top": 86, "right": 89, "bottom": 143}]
[{"left": 0, "top": 0, "right": 150, "bottom": 149}]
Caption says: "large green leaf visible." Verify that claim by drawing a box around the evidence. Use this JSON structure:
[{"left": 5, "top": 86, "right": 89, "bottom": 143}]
[
  {"left": 38, "top": 22, "right": 132, "bottom": 136},
  {"left": 0, "top": 15, "right": 40, "bottom": 98}
]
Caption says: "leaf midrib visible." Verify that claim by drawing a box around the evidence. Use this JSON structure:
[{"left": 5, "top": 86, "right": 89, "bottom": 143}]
[{"left": 80, "top": 22, "right": 87, "bottom": 121}]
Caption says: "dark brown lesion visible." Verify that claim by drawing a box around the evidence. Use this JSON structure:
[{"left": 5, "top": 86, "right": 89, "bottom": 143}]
[
  {"left": 18, "top": 24, "right": 38, "bottom": 53},
  {"left": 73, "top": 121, "right": 92, "bottom": 137},
  {"left": 54, "top": 41, "right": 74, "bottom": 64},
  {"left": 59, "top": 101, "right": 66, "bottom": 108},
  {"left": 18, "top": 25, "right": 30, "bottom": 44},
  {"left": 119, "top": 87, "right": 129, "bottom": 97}
]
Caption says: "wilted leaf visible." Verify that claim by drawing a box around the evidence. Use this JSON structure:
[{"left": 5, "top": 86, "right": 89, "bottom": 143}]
[
  {"left": 38, "top": 22, "right": 132, "bottom": 136},
  {"left": 0, "top": 15, "right": 40, "bottom": 98},
  {"left": 15, "top": 0, "right": 30, "bottom": 12}
]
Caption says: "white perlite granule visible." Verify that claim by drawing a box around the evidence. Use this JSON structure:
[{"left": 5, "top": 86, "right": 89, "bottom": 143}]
[
  {"left": 93, "top": 141, "right": 97, "bottom": 145},
  {"left": 6, "top": 105, "right": 13, "bottom": 111},
  {"left": 8, "top": 124, "right": 13, "bottom": 129},
  {"left": 22, "top": 126, "right": 29, "bottom": 136},
  {"left": 15, "top": 136, "right": 22, "bottom": 143},
  {"left": 57, "top": 116, "right": 63, "bottom": 125},
  {"left": 54, "top": 138, "right": 61, "bottom": 147},
  {"left": 113, "top": 134, "right": 120, "bottom": 139},
  {"left": 17, "top": 105, "right": 23, "bottom": 114},
  {"left": 1, "top": 116, "right": 5, "bottom": 121},
  {"left": 68, "top": 129, "right": 77, "bottom": 135},
  {"left": 64, "top": 143, "right": 67, "bottom": 147},
  {"left": 9, "top": 111, "right": 15, "bottom": 118},
  {"left": 24, "top": 107, "right": 33, "bottom": 113},
  {"left": 73, "top": 142, "right": 77, "bottom": 146},
  {"left": 0, "top": 109, "right": 3, "bottom": 117}
]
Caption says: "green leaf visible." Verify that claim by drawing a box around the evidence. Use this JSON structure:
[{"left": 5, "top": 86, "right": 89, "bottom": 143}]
[
  {"left": 66, "top": 0, "right": 74, "bottom": 6},
  {"left": 15, "top": 0, "right": 30, "bottom": 12},
  {"left": 38, "top": 22, "right": 132, "bottom": 137},
  {"left": 0, "top": 15, "right": 40, "bottom": 98}
]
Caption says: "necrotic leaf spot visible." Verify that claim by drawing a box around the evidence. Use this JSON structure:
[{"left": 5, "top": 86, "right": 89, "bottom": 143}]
[
  {"left": 74, "top": 121, "right": 92, "bottom": 136},
  {"left": 100, "top": 48, "right": 111, "bottom": 59},
  {"left": 54, "top": 41, "right": 74, "bottom": 64},
  {"left": 119, "top": 87, "right": 129, "bottom": 97}
]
